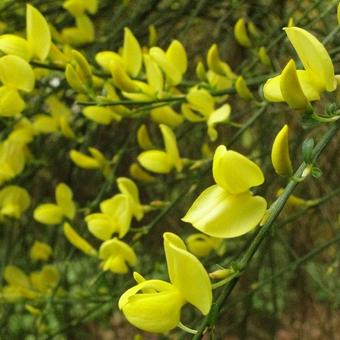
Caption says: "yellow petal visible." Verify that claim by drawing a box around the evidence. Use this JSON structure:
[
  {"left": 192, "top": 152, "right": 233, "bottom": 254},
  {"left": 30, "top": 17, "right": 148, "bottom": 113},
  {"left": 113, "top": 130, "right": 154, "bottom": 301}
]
[
  {"left": 150, "top": 106, "right": 184, "bottom": 128},
  {"left": 280, "top": 59, "right": 308, "bottom": 109},
  {"left": 117, "top": 177, "right": 143, "bottom": 221},
  {"left": 0, "top": 86, "right": 25, "bottom": 117},
  {"left": 234, "top": 18, "right": 251, "bottom": 48},
  {"left": 187, "top": 88, "right": 214, "bottom": 115},
  {"left": 100, "top": 194, "right": 132, "bottom": 238},
  {"left": 182, "top": 185, "right": 267, "bottom": 238},
  {"left": 30, "top": 241, "right": 52, "bottom": 261},
  {"left": 65, "top": 64, "right": 86, "bottom": 93},
  {"left": 26, "top": 4, "right": 51, "bottom": 61},
  {"left": 70, "top": 149, "right": 99, "bottom": 169},
  {"left": 33, "top": 114, "right": 59, "bottom": 133},
  {"left": 75, "top": 14, "right": 95, "bottom": 43},
  {"left": 181, "top": 103, "right": 205, "bottom": 122},
  {"left": 95, "top": 51, "right": 125, "bottom": 73},
  {"left": 86, "top": 213, "right": 115, "bottom": 241},
  {"left": 149, "top": 47, "right": 181, "bottom": 85},
  {"left": 0, "top": 185, "right": 30, "bottom": 219},
  {"left": 166, "top": 40, "right": 187, "bottom": 74},
  {"left": 160, "top": 124, "right": 182, "bottom": 172},
  {"left": 271, "top": 124, "right": 293, "bottom": 177},
  {"left": 63, "top": 222, "right": 95, "bottom": 255},
  {"left": 186, "top": 233, "right": 215, "bottom": 257},
  {"left": 235, "top": 76, "right": 253, "bottom": 100},
  {"left": 284, "top": 27, "right": 336, "bottom": 92},
  {"left": 338, "top": 2, "right": 340, "bottom": 25},
  {"left": 0, "top": 34, "right": 31, "bottom": 60},
  {"left": 0, "top": 55, "right": 34, "bottom": 91},
  {"left": 123, "top": 27, "right": 142, "bottom": 77},
  {"left": 110, "top": 60, "right": 138, "bottom": 92},
  {"left": 138, "top": 150, "right": 173, "bottom": 174},
  {"left": 119, "top": 280, "right": 184, "bottom": 333},
  {"left": 212, "top": 145, "right": 264, "bottom": 194},
  {"left": 263, "top": 70, "right": 320, "bottom": 103},
  {"left": 82, "top": 106, "right": 115, "bottom": 125},
  {"left": 129, "top": 163, "right": 156, "bottom": 182},
  {"left": 34, "top": 203, "right": 64, "bottom": 225},
  {"left": 143, "top": 54, "right": 163, "bottom": 93},
  {"left": 55, "top": 183, "right": 75, "bottom": 220},
  {"left": 207, "top": 104, "right": 231, "bottom": 141},
  {"left": 99, "top": 238, "right": 137, "bottom": 273},
  {"left": 137, "top": 124, "right": 154, "bottom": 150},
  {"left": 206, "top": 44, "right": 236, "bottom": 78},
  {"left": 164, "top": 232, "right": 212, "bottom": 315},
  {"left": 4, "top": 265, "right": 30, "bottom": 287}
]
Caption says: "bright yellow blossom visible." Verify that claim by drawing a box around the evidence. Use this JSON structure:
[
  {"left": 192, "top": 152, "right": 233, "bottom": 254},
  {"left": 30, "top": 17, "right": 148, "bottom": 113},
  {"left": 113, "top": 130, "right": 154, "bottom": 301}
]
[
  {"left": 118, "top": 232, "right": 212, "bottom": 333},
  {"left": 33, "top": 183, "right": 76, "bottom": 225},
  {"left": 182, "top": 145, "right": 267, "bottom": 238},
  {"left": 99, "top": 238, "right": 137, "bottom": 273},
  {"left": 30, "top": 241, "right": 53, "bottom": 261},
  {"left": 0, "top": 185, "right": 31, "bottom": 219}
]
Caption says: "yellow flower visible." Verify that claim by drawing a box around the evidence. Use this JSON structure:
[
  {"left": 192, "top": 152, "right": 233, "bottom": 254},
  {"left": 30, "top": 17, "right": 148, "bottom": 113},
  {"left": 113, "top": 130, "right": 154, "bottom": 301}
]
[
  {"left": 263, "top": 27, "right": 336, "bottom": 108},
  {"left": 63, "top": 0, "right": 98, "bottom": 16},
  {"left": 118, "top": 232, "right": 212, "bottom": 333},
  {"left": 0, "top": 185, "right": 30, "bottom": 219},
  {"left": 1, "top": 265, "right": 59, "bottom": 302},
  {"left": 182, "top": 145, "right": 267, "bottom": 238},
  {"left": 182, "top": 88, "right": 231, "bottom": 141},
  {"left": 33, "top": 95, "right": 75, "bottom": 138},
  {"left": 69, "top": 147, "right": 112, "bottom": 177},
  {"left": 137, "top": 124, "right": 183, "bottom": 174},
  {"left": 30, "top": 241, "right": 53, "bottom": 261},
  {"left": 149, "top": 40, "right": 187, "bottom": 85},
  {"left": 86, "top": 194, "right": 132, "bottom": 240},
  {"left": 33, "top": 183, "right": 76, "bottom": 225},
  {"left": 99, "top": 238, "right": 137, "bottom": 274}
]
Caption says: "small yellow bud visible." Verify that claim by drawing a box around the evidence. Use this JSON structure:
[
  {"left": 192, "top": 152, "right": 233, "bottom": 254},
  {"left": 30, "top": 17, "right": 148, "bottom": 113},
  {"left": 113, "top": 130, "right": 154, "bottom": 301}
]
[
  {"left": 234, "top": 18, "right": 252, "bottom": 48},
  {"left": 271, "top": 125, "right": 293, "bottom": 177},
  {"left": 235, "top": 76, "right": 253, "bottom": 100}
]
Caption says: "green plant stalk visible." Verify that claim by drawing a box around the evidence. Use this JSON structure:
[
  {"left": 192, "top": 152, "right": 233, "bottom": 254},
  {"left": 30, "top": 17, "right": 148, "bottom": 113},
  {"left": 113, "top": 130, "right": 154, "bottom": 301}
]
[{"left": 192, "top": 120, "right": 340, "bottom": 339}]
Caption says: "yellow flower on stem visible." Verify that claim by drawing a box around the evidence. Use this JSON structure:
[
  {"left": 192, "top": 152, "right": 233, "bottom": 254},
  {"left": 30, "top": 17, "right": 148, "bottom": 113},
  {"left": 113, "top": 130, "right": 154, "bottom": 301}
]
[
  {"left": 99, "top": 238, "right": 137, "bottom": 274},
  {"left": 137, "top": 124, "right": 183, "bottom": 174},
  {"left": 0, "top": 185, "right": 30, "bottom": 219},
  {"left": 186, "top": 233, "right": 224, "bottom": 257},
  {"left": 182, "top": 145, "right": 267, "bottom": 238},
  {"left": 33, "top": 183, "right": 76, "bottom": 225},
  {"left": 118, "top": 232, "right": 212, "bottom": 333},
  {"left": 30, "top": 241, "right": 53, "bottom": 262},
  {"left": 263, "top": 27, "right": 336, "bottom": 109}
]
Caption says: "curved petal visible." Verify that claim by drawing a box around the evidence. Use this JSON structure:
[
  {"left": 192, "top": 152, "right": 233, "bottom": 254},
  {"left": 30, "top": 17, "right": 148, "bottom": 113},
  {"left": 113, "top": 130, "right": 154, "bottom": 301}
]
[
  {"left": 182, "top": 185, "right": 267, "bottom": 238},
  {"left": 85, "top": 213, "right": 115, "bottom": 240},
  {"left": 100, "top": 194, "right": 132, "bottom": 238},
  {"left": 284, "top": 27, "right": 336, "bottom": 92},
  {"left": 150, "top": 106, "right": 184, "bottom": 128},
  {"left": 55, "top": 183, "right": 75, "bottom": 220},
  {"left": 160, "top": 124, "right": 182, "bottom": 172},
  {"left": 163, "top": 232, "right": 212, "bottom": 315},
  {"left": 0, "top": 55, "right": 35, "bottom": 91},
  {"left": 117, "top": 177, "right": 143, "bottom": 221},
  {"left": 0, "top": 34, "right": 31, "bottom": 60},
  {"left": 187, "top": 88, "right": 214, "bottom": 116},
  {"left": 149, "top": 47, "right": 181, "bottom": 85},
  {"left": 63, "top": 222, "right": 95, "bottom": 255},
  {"left": 271, "top": 125, "right": 293, "bottom": 177},
  {"left": 4, "top": 265, "right": 30, "bottom": 287},
  {"left": 26, "top": 4, "right": 51, "bottom": 61},
  {"left": 70, "top": 150, "right": 99, "bottom": 169},
  {"left": 33, "top": 203, "right": 63, "bottom": 225},
  {"left": 138, "top": 150, "right": 173, "bottom": 174},
  {"left": 234, "top": 18, "right": 251, "bottom": 48},
  {"left": 280, "top": 59, "right": 308, "bottom": 109},
  {"left": 119, "top": 280, "right": 184, "bottom": 333},
  {"left": 212, "top": 145, "right": 264, "bottom": 194},
  {"left": 166, "top": 40, "right": 187, "bottom": 74},
  {"left": 0, "top": 86, "right": 25, "bottom": 117},
  {"left": 123, "top": 28, "right": 142, "bottom": 77}
]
